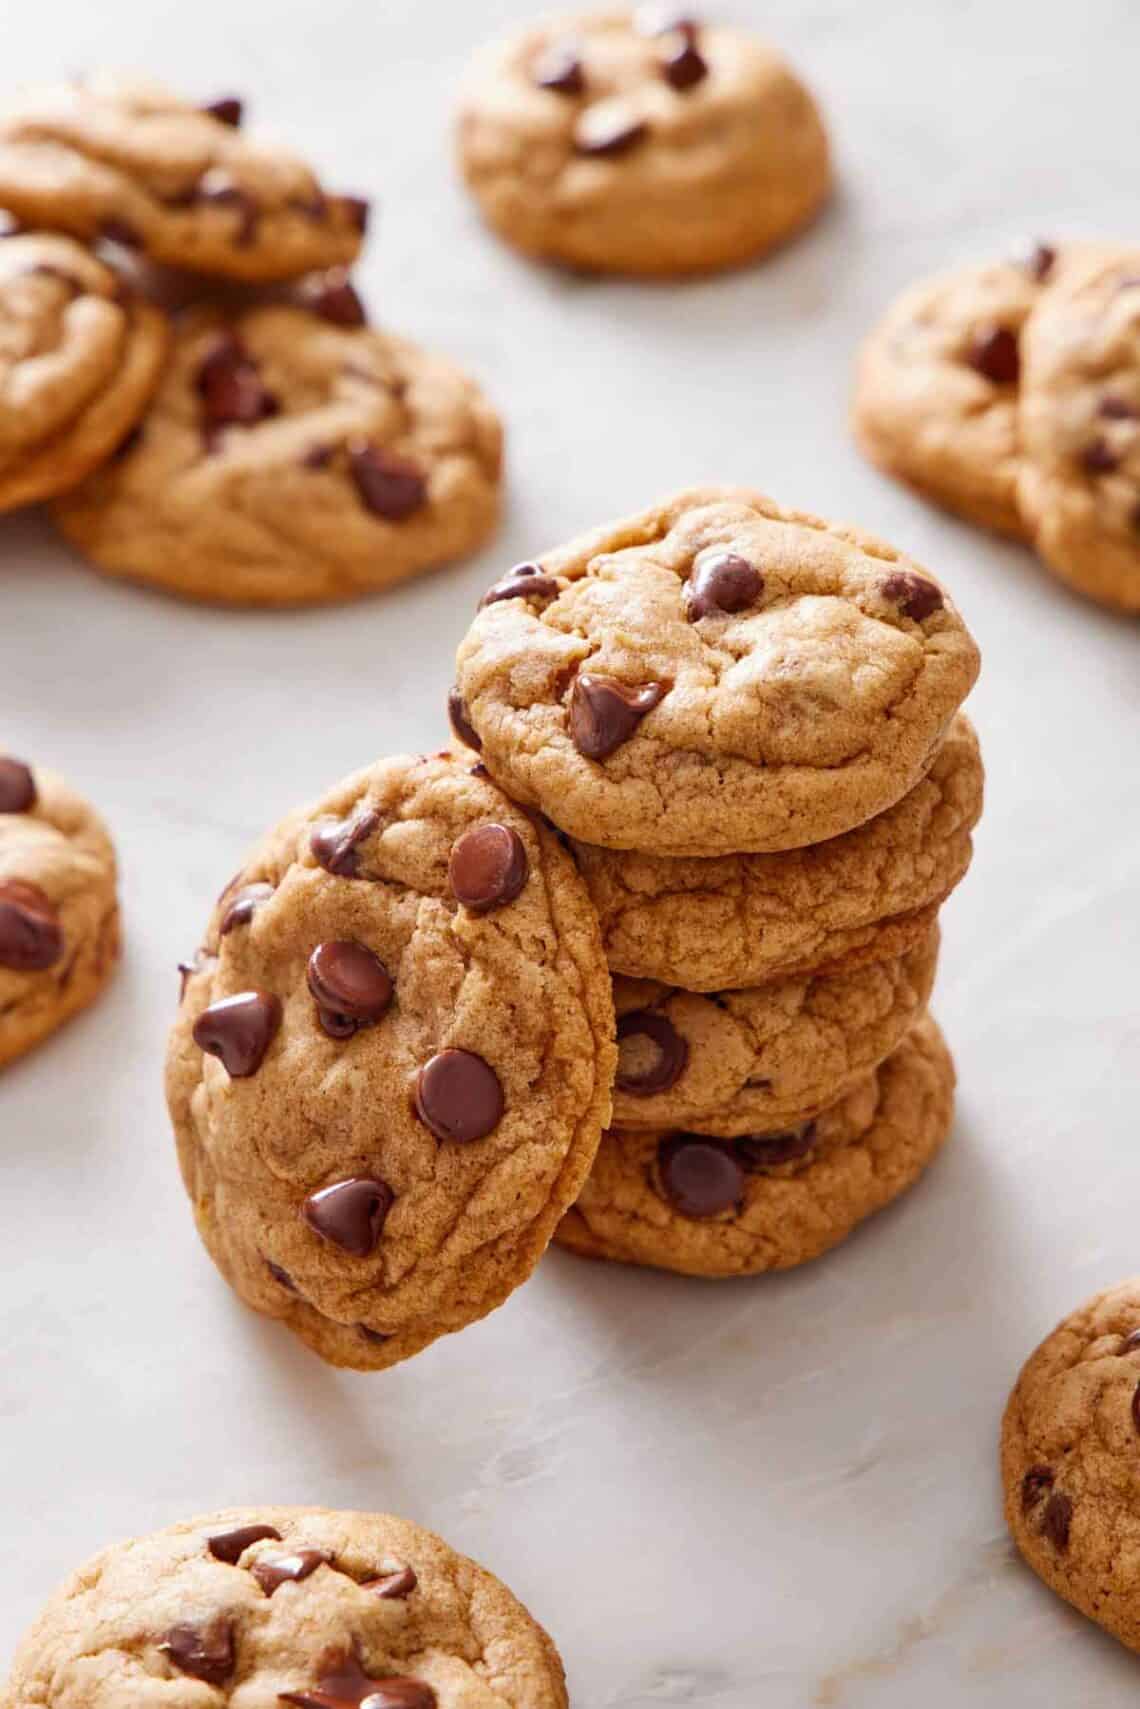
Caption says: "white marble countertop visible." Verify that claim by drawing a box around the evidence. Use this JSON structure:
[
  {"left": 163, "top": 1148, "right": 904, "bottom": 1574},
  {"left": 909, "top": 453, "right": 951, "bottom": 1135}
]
[{"left": 3, "top": 1, "right": 1140, "bottom": 1702}]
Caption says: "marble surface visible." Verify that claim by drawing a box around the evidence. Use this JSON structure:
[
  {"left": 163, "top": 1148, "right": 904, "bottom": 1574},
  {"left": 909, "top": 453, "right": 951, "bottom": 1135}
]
[{"left": 2, "top": 1, "right": 1140, "bottom": 1702}]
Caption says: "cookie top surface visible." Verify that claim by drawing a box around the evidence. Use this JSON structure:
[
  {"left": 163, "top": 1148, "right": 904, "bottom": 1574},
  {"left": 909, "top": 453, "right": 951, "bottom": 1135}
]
[
  {"left": 453, "top": 487, "right": 980, "bottom": 855},
  {"left": 0, "top": 1506, "right": 568, "bottom": 1708},
  {"left": 458, "top": 8, "right": 830, "bottom": 275},
  {"left": 1017, "top": 246, "right": 1140, "bottom": 611},
  {"left": 1002, "top": 1279, "right": 1140, "bottom": 1652},
  {"left": 0, "top": 76, "right": 366, "bottom": 281},
  {"left": 556, "top": 1012, "right": 953, "bottom": 1276},
  {"left": 611, "top": 924, "right": 938, "bottom": 1135},
  {"left": 54, "top": 299, "right": 503, "bottom": 606},
  {"left": 572, "top": 713, "right": 981, "bottom": 989},
  {"left": 166, "top": 751, "right": 615, "bottom": 1372},
  {"left": 0, "top": 231, "right": 167, "bottom": 508}
]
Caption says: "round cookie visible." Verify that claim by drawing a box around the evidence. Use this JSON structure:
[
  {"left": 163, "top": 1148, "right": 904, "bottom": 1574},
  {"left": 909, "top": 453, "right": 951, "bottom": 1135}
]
[
  {"left": 458, "top": 9, "right": 830, "bottom": 278},
  {"left": 54, "top": 298, "right": 503, "bottom": 606},
  {"left": 1002, "top": 1279, "right": 1140, "bottom": 1653},
  {"left": 611, "top": 924, "right": 938, "bottom": 1136},
  {"left": 570, "top": 713, "right": 981, "bottom": 990},
  {"left": 556, "top": 1013, "right": 953, "bottom": 1276},
  {"left": 0, "top": 753, "right": 120, "bottom": 1068},
  {"left": 0, "top": 1506, "right": 568, "bottom": 1708},
  {"left": 166, "top": 751, "right": 616, "bottom": 1372},
  {"left": 0, "top": 232, "right": 167, "bottom": 509},
  {"left": 0, "top": 75, "right": 366, "bottom": 281},
  {"left": 852, "top": 247, "right": 1057, "bottom": 537},
  {"left": 1017, "top": 246, "right": 1140, "bottom": 611},
  {"left": 452, "top": 486, "right": 980, "bottom": 856}
]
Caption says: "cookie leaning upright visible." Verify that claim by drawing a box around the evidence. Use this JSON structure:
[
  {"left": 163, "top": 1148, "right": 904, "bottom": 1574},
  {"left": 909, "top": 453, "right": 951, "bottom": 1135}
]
[
  {"left": 166, "top": 751, "right": 615, "bottom": 1371},
  {"left": 453, "top": 487, "right": 979, "bottom": 855},
  {"left": 457, "top": 8, "right": 830, "bottom": 277}
]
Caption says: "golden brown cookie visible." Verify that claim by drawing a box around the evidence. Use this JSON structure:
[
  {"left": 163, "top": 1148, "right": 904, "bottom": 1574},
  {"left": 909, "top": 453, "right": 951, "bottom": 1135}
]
[
  {"left": 0, "top": 753, "right": 120, "bottom": 1068},
  {"left": 0, "top": 231, "right": 166, "bottom": 509},
  {"left": 167, "top": 751, "right": 615, "bottom": 1372},
  {"left": 555, "top": 1013, "right": 953, "bottom": 1276},
  {"left": 0, "top": 76, "right": 366, "bottom": 281},
  {"left": 0, "top": 1506, "right": 568, "bottom": 1708},
  {"left": 570, "top": 714, "right": 981, "bottom": 989},
  {"left": 457, "top": 8, "right": 830, "bottom": 277},
  {"left": 54, "top": 295, "right": 503, "bottom": 606},
  {"left": 1002, "top": 1279, "right": 1140, "bottom": 1653},
  {"left": 453, "top": 486, "right": 980, "bottom": 856}
]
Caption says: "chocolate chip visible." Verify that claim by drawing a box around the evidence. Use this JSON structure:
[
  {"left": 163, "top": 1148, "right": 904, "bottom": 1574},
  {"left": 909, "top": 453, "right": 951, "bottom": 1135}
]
[
  {"left": 735, "top": 1124, "right": 817, "bottom": 1169},
  {"left": 207, "top": 1522, "right": 282, "bottom": 1564},
  {"left": 363, "top": 1686, "right": 437, "bottom": 1709},
  {"left": 657, "top": 1134, "right": 744, "bottom": 1218},
  {"left": 1024, "top": 241, "right": 1056, "bottom": 283},
  {"left": 569, "top": 674, "right": 667, "bottom": 760},
  {"left": 1121, "top": 1329, "right": 1140, "bottom": 1353},
  {"left": 160, "top": 1616, "right": 235, "bottom": 1686},
  {"left": 685, "top": 549, "right": 762, "bottom": 619},
  {"left": 479, "top": 562, "right": 560, "bottom": 609},
  {"left": 280, "top": 1648, "right": 436, "bottom": 1709},
  {"left": 299, "top": 266, "right": 367, "bottom": 327},
  {"left": 533, "top": 44, "right": 586, "bottom": 95},
  {"left": 1098, "top": 395, "right": 1138, "bottom": 420},
  {"left": 196, "top": 333, "right": 278, "bottom": 430},
  {"left": 0, "top": 757, "right": 36, "bottom": 813},
  {"left": 448, "top": 686, "right": 482, "bottom": 751},
  {"left": 251, "top": 1548, "right": 330, "bottom": 1595},
  {"left": 636, "top": 3, "right": 700, "bottom": 38},
  {"left": 99, "top": 216, "right": 141, "bottom": 249},
  {"left": 307, "top": 940, "right": 393, "bottom": 1036},
  {"left": 348, "top": 442, "right": 427, "bottom": 520},
  {"left": 267, "top": 1261, "right": 298, "bottom": 1293},
  {"left": 1041, "top": 1491, "right": 1072, "bottom": 1551},
  {"left": 616, "top": 1010, "right": 689, "bottom": 1095},
  {"left": 415, "top": 1048, "right": 504, "bottom": 1143},
  {"left": 192, "top": 990, "right": 281, "bottom": 1078},
  {"left": 0, "top": 880, "right": 63, "bottom": 971},
  {"left": 178, "top": 947, "right": 215, "bottom": 997},
  {"left": 363, "top": 1565, "right": 418, "bottom": 1599},
  {"left": 203, "top": 96, "right": 243, "bottom": 126},
  {"left": 219, "top": 881, "right": 274, "bottom": 936},
  {"left": 303, "top": 1176, "right": 393, "bottom": 1256},
  {"left": 359, "top": 1324, "right": 392, "bottom": 1345},
  {"left": 967, "top": 324, "right": 1020, "bottom": 385},
  {"left": 574, "top": 106, "right": 649, "bottom": 157},
  {"left": 1020, "top": 1465, "right": 1054, "bottom": 1512},
  {"left": 1081, "top": 437, "right": 1120, "bottom": 474},
  {"left": 340, "top": 195, "right": 371, "bottom": 234},
  {"left": 662, "top": 41, "right": 708, "bottom": 89},
  {"left": 881, "top": 570, "right": 943, "bottom": 622},
  {"left": 310, "top": 806, "right": 379, "bottom": 877},
  {"left": 301, "top": 442, "right": 335, "bottom": 469},
  {"left": 1132, "top": 1380, "right": 1140, "bottom": 1436},
  {"left": 196, "top": 168, "right": 260, "bottom": 244},
  {"left": 448, "top": 824, "right": 528, "bottom": 913}
]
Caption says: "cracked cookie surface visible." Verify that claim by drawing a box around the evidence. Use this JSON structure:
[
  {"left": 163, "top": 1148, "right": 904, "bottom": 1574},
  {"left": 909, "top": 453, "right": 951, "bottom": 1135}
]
[
  {"left": 555, "top": 1013, "right": 953, "bottom": 1276},
  {"left": 453, "top": 487, "right": 980, "bottom": 855},
  {"left": 166, "top": 751, "right": 615, "bottom": 1371},
  {"left": 0, "top": 231, "right": 166, "bottom": 509},
  {"left": 0, "top": 1506, "right": 568, "bottom": 1708},
  {"left": 0, "top": 753, "right": 120, "bottom": 1068},
  {"left": 54, "top": 299, "right": 503, "bottom": 606},
  {"left": 1002, "top": 1279, "right": 1140, "bottom": 1652},
  {"left": 571, "top": 713, "right": 980, "bottom": 989},
  {"left": 0, "top": 75, "right": 366, "bottom": 281},
  {"left": 457, "top": 8, "right": 830, "bottom": 276}
]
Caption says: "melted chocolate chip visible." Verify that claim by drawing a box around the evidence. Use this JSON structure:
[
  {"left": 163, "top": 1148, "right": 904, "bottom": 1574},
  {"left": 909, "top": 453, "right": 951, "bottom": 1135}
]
[
  {"left": 449, "top": 824, "right": 528, "bottom": 912},
  {"left": 616, "top": 1010, "right": 689, "bottom": 1095},
  {"left": 881, "top": 570, "right": 944, "bottom": 622},
  {"left": 685, "top": 549, "right": 762, "bottom": 619},
  {"left": 569, "top": 674, "right": 667, "bottom": 760},
  {"left": 1098, "top": 395, "right": 1138, "bottom": 421},
  {"left": 662, "top": 41, "right": 707, "bottom": 89},
  {"left": 299, "top": 267, "right": 367, "bottom": 327},
  {"left": 207, "top": 1522, "right": 282, "bottom": 1564},
  {"left": 1121, "top": 1329, "right": 1140, "bottom": 1353},
  {"left": 0, "top": 880, "right": 63, "bottom": 971},
  {"left": 307, "top": 940, "right": 393, "bottom": 1036},
  {"left": 251, "top": 1548, "right": 330, "bottom": 1595},
  {"left": 303, "top": 1177, "right": 393, "bottom": 1255},
  {"left": 735, "top": 1124, "right": 817, "bottom": 1169},
  {"left": 657, "top": 1133, "right": 744, "bottom": 1219},
  {"left": 967, "top": 324, "right": 1020, "bottom": 385},
  {"left": 1081, "top": 437, "right": 1120, "bottom": 474},
  {"left": 99, "top": 215, "right": 141, "bottom": 249},
  {"left": 310, "top": 806, "right": 379, "bottom": 877},
  {"left": 415, "top": 1048, "right": 504, "bottom": 1143},
  {"left": 363, "top": 1565, "right": 418, "bottom": 1598},
  {"left": 0, "top": 756, "right": 36, "bottom": 813},
  {"left": 281, "top": 1648, "right": 436, "bottom": 1709},
  {"left": 203, "top": 96, "right": 243, "bottom": 126},
  {"left": 348, "top": 442, "right": 427, "bottom": 520},
  {"left": 196, "top": 333, "right": 278, "bottom": 430},
  {"left": 479, "top": 562, "right": 560, "bottom": 609},
  {"left": 160, "top": 1616, "right": 235, "bottom": 1686},
  {"left": 533, "top": 44, "right": 586, "bottom": 95},
  {"left": 196, "top": 168, "right": 260, "bottom": 243},
  {"left": 1041, "top": 1491, "right": 1072, "bottom": 1551},
  {"left": 448, "top": 686, "right": 482, "bottom": 751},
  {"left": 1024, "top": 240, "right": 1056, "bottom": 283},
  {"left": 1020, "top": 1465, "right": 1054, "bottom": 1512},
  {"left": 574, "top": 106, "right": 649, "bottom": 157},
  {"left": 219, "top": 881, "right": 274, "bottom": 935},
  {"left": 192, "top": 990, "right": 281, "bottom": 1078}
]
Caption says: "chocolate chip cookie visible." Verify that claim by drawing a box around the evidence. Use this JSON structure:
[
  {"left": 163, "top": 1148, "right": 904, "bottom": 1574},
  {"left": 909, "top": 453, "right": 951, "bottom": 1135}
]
[
  {"left": 0, "top": 1506, "right": 568, "bottom": 1708},
  {"left": 167, "top": 751, "right": 615, "bottom": 1371},
  {"left": 54, "top": 299, "right": 503, "bottom": 605},
  {"left": 1002, "top": 1279, "right": 1140, "bottom": 1652},
  {"left": 0, "top": 753, "right": 120, "bottom": 1068},
  {"left": 0, "top": 76, "right": 366, "bottom": 281},
  {"left": 453, "top": 487, "right": 980, "bottom": 856},
  {"left": 570, "top": 713, "right": 981, "bottom": 990},
  {"left": 555, "top": 1013, "right": 953, "bottom": 1276},
  {"left": 457, "top": 8, "right": 830, "bottom": 276},
  {"left": 0, "top": 232, "right": 166, "bottom": 509},
  {"left": 611, "top": 925, "right": 937, "bottom": 1135}
]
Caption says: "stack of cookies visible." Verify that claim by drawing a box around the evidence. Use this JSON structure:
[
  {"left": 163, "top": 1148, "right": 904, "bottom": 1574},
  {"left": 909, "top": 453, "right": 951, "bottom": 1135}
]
[{"left": 452, "top": 486, "right": 983, "bottom": 1280}]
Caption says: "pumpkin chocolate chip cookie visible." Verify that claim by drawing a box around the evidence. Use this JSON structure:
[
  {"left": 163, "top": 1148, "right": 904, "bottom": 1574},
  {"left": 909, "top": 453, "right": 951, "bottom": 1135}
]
[
  {"left": 167, "top": 751, "right": 615, "bottom": 1371},
  {"left": 453, "top": 487, "right": 980, "bottom": 856},
  {"left": 0, "top": 1506, "right": 568, "bottom": 1708}
]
